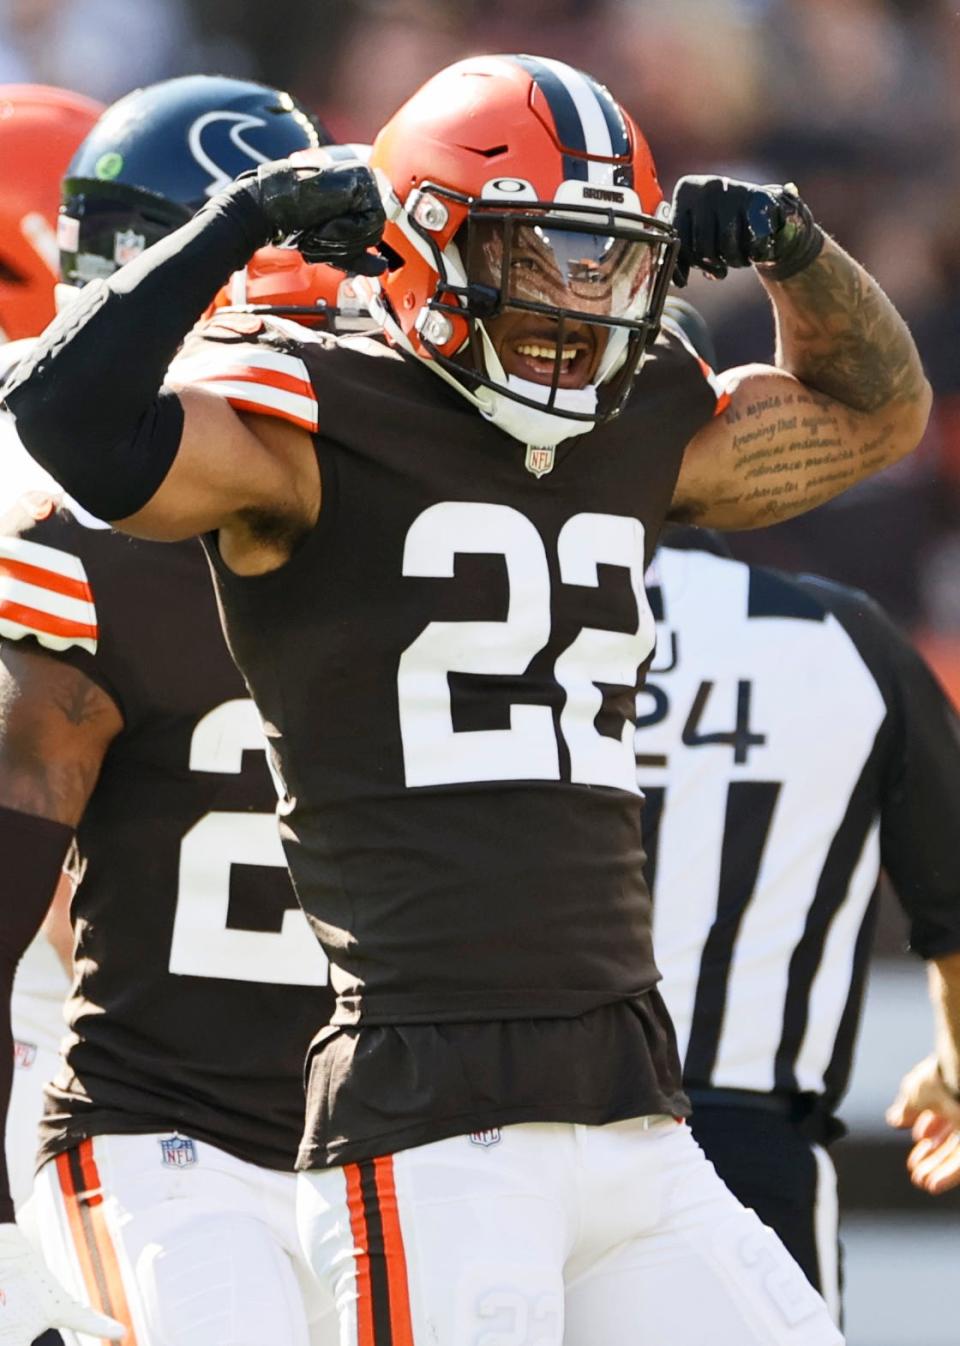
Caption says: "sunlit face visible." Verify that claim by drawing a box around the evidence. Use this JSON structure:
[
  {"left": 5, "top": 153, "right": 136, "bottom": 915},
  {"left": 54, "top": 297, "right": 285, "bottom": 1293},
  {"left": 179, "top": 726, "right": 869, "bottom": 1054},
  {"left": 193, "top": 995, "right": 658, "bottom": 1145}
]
[
  {"left": 481, "top": 306, "right": 606, "bottom": 388},
  {"left": 468, "top": 218, "right": 657, "bottom": 388}
]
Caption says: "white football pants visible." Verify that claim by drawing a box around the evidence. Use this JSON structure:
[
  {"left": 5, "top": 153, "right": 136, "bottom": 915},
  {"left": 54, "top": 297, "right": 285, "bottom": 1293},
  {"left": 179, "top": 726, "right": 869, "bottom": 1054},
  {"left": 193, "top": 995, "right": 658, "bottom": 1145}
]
[
  {"left": 8, "top": 930, "right": 69, "bottom": 1211},
  {"left": 6, "top": 1040, "right": 59, "bottom": 1213},
  {"left": 33, "top": 1132, "right": 335, "bottom": 1346},
  {"left": 297, "top": 1117, "right": 845, "bottom": 1346}
]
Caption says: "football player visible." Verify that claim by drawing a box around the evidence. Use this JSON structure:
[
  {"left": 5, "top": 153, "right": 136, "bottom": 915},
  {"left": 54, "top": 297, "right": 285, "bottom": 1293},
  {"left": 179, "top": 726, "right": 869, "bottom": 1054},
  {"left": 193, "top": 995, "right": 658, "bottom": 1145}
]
[
  {"left": 639, "top": 525, "right": 960, "bottom": 1321},
  {"left": 0, "top": 76, "right": 345, "bottom": 1346},
  {"left": 4, "top": 53, "right": 932, "bottom": 1345},
  {"left": 0, "top": 83, "right": 103, "bottom": 1228}
]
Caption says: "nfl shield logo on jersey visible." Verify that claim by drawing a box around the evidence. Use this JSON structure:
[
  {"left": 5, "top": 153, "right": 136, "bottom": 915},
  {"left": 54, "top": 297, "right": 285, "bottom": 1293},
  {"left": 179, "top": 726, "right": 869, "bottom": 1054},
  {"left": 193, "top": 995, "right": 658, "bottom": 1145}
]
[
  {"left": 524, "top": 445, "right": 555, "bottom": 478},
  {"left": 469, "top": 1128, "right": 502, "bottom": 1148},
  {"left": 159, "top": 1135, "right": 198, "bottom": 1168},
  {"left": 113, "top": 228, "right": 147, "bottom": 267}
]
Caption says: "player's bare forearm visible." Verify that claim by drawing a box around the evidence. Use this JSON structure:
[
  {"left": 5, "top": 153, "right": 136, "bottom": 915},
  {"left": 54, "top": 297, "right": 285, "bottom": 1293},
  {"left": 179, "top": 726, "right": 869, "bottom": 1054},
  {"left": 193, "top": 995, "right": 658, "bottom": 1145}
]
[
  {"left": 930, "top": 951, "right": 960, "bottom": 1094},
  {"left": 0, "top": 647, "right": 120, "bottom": 825},
  {"left": 763, "top": 236, "right": 930, "bottom": 420},
  {"left": 886, "top": 953, "right": 960, "bottom": 1193}
]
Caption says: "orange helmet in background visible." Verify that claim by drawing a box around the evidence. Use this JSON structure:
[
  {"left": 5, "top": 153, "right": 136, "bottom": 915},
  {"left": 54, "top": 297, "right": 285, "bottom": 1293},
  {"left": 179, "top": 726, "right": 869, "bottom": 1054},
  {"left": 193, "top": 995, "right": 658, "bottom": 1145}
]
[
  {"left": 0, "top": 84, "right": 103, "bottom": 341},
  {"left": 206, "top": 245, "right": 372, "bottom": 333},
  {"left": 206, "top": 144, "right": 376, "bottom": 334},
  {"left": 365, "top": 55, "right": 678, "bottom": 447}
]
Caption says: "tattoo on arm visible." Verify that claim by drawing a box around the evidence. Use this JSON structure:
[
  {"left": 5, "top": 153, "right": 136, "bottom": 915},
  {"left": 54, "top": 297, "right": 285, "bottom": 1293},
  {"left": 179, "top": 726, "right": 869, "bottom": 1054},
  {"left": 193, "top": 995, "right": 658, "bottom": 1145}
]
[
  {"left": 673, "top": 239, "right": 931, "bottom": 528},
  {"left": 51, "top": 673, "right": 112, "bottom": 728},
  {"left": 671, "top": 383, "right": 895, "bottom": 527},
  {"left": 763, "top": 237, "right": 928, "bottom": 414},
  {"left": 0, "top": 650, "right": 121, "bottom": 825}
]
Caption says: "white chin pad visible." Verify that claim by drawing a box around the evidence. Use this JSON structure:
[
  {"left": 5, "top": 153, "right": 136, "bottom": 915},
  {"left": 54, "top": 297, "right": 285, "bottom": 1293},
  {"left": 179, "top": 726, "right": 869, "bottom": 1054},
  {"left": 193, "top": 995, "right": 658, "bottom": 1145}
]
[
  {"left": 477, "top": 383, "right": 598, "bottom": 448},
  {"left": 503, "top": 375, "right": 598, "bottom": 418}
]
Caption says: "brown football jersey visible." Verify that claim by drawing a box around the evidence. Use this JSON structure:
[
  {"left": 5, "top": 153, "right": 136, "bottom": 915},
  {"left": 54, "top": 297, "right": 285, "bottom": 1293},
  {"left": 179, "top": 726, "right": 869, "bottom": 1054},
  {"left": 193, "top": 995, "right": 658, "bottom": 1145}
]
[
  {"left": 170, "top": 314, "right": 722, "bottom": 1169},
  {"left": 0, "top": 498, "right": 331, "bottom": 1171}
]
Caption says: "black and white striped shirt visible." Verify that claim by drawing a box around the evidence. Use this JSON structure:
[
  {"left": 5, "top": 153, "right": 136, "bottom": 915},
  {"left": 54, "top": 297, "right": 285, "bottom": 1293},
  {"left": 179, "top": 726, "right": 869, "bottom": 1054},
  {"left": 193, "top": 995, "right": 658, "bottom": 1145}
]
[{"left": 638, "top": 539, "right": 960, "bottom": 1107}]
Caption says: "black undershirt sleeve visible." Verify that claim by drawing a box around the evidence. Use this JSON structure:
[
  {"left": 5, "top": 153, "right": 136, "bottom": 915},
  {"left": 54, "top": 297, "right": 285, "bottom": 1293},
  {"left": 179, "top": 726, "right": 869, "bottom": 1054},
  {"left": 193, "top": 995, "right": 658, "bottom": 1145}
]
[
  {"left": 1, "top": 187, "right": 270, "bottom": 522},
  {"left": 0, "top": 806, "right": 74, "bottom": 1222}
]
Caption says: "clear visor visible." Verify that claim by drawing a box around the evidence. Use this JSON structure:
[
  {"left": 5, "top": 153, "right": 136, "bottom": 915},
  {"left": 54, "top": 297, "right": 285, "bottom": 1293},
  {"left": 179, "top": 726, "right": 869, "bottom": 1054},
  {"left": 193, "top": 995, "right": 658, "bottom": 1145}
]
[{"left": 467, "top": 215, "right": 661, "bottom": 322}]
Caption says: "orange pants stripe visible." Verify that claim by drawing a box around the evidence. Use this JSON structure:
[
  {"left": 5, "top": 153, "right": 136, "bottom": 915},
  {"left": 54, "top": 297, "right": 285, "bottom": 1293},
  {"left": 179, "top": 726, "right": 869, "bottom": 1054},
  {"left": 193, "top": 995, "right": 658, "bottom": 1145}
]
[
  {"left": 55, "top": 1139, "right": 137, "bottom": 1344},
  {"left": 344, "top": 1157, "right": 414, "bottom": 1345}
]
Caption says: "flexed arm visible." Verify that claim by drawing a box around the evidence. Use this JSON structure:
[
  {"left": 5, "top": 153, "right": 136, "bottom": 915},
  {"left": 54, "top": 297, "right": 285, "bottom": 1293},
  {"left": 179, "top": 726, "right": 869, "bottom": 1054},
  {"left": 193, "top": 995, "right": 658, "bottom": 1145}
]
[
  {"left": 2, "top": 161, "right": 384, "bottom": 540},
  {"left": 669, "top": 178, "right": 931, "bottom": 528}
]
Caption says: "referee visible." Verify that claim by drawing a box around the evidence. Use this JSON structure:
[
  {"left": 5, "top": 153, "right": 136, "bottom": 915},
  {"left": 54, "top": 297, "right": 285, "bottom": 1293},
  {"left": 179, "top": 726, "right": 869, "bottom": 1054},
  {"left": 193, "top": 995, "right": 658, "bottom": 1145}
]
[{"left": 637, "top": 527, "right": 960, "bottom": 1321}]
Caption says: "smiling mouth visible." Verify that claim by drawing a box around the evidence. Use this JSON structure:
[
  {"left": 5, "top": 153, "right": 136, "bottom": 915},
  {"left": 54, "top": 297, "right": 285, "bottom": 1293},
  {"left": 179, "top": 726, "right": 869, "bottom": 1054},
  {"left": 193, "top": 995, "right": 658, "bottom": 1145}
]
[{"left": 506, "top": 330, "right": 595, "bottom": 388}]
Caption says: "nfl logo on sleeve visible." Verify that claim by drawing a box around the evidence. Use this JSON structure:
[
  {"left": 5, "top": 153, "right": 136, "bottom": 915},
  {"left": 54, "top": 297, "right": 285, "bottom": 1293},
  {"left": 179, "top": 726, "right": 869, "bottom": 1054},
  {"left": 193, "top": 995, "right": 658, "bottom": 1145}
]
[
  {"left": 159, "top": 1135, "right": 198, "bottom": 1168},
  {"left": 469, "top": 1128, "right": 502, "bottom": 1148}
]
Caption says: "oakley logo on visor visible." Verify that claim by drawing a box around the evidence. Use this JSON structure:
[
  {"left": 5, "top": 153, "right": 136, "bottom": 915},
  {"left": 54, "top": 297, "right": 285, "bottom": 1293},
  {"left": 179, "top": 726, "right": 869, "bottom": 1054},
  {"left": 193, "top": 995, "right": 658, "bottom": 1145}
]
[{"left": 482, "top": 177, "right": 537, "bottom": 201}]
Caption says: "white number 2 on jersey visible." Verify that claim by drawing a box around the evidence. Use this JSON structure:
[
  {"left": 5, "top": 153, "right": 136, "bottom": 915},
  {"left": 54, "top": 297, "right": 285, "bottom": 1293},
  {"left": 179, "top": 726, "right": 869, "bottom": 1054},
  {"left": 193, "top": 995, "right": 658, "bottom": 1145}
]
[
  {"left": 169, "top": 699, "right": 328, "bottom": 985},
  {"left": 398, "top": 503, "right": 652, "bottom": 792}
]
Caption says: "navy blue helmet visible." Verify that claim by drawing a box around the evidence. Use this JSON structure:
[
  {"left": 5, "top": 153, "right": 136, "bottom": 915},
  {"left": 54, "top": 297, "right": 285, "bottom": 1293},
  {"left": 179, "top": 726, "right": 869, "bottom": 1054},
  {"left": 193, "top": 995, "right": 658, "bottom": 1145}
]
[{"left": 59, "top": 74, "right": 331, "bottom": 286}]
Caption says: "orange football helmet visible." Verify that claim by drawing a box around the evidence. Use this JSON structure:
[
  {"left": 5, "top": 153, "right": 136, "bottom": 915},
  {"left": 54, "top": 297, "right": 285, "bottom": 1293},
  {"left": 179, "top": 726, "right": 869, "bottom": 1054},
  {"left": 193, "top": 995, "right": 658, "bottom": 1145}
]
[
  {"left": 206, "top": 144, "right": 376, "bottom": 334},
  {"left": 365, "top": 55, "right": 678, "bottom": 446},
  {"left": 208, "top": 246, "right": 347, "bottom": 325},
  {"left": 0, "top": 84, "right": 103, "bottom": 341},
  {"left": 207, "top": 247, "right": 372, "bottom": 334}
]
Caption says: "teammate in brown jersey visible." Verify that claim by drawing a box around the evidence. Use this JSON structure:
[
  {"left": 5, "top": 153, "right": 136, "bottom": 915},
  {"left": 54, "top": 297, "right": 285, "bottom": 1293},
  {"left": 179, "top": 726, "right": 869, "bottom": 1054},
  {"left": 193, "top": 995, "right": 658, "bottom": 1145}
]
[
  {"left": 0, "top": 78, "right": 107, "bottom": 1346},
  {"left": 4, "top": 53, "right": 930, "bottom": 1346},
  {"left": 0, "top": 80, "right": 104, "bottom": 1212},
  {"left": 0, "top": 76, "right": 345, "bottom": 1346}
]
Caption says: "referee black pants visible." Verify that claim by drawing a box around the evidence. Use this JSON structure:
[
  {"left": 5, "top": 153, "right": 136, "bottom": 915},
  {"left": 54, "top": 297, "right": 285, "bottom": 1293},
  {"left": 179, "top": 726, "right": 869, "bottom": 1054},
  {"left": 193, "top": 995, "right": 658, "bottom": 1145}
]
[{"left": 687, "top": 1097, "right": 842, "bottom": 1322}]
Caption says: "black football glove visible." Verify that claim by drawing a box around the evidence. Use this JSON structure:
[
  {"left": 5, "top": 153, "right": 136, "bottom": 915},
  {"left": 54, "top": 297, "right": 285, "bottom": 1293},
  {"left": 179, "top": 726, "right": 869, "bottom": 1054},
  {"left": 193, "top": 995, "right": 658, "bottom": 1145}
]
[
  {"left": 671, "top": 176, "right": 823, "bottom": 288},
  {"left": 229, "top": 160, "right": 387, "bottom": 276}
]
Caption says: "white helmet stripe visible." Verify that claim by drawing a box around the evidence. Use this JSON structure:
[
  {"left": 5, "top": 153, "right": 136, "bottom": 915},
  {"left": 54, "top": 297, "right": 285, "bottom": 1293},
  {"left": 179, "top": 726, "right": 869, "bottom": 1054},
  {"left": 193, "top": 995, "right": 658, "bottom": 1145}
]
[{"left": 537, "top": 57, "right": 615, "bottom": 185}]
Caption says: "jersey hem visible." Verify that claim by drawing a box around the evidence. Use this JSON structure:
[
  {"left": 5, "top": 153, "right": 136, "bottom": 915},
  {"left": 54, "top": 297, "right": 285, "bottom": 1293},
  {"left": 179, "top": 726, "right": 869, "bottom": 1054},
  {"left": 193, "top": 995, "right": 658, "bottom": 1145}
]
[
  {"left": 295, "top": 1091, "right": 692, "bottom": 1171},
  {"left": 328, "top": 987, "right": 653, "bottom": 1025},
  {"left": 36, "top": 1115, "right": 300, "bottom": 1176}
]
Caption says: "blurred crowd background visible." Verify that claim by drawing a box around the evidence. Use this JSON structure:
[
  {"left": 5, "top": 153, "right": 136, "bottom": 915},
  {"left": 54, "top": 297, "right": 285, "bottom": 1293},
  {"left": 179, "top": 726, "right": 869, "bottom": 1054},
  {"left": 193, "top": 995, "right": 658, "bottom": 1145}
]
[
  {"left": 2, "top": 1, "right": 958, "bottom": 1335},
  {"left": 3, "top": 0, "right": 958, "bottom": 669}
]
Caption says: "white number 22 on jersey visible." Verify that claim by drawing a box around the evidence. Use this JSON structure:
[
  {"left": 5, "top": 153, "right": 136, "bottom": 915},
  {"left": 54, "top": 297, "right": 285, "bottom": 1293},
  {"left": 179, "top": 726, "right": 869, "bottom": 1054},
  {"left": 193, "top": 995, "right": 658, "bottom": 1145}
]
[
  {"left": 169, "top": 699, "right": 328, "bottom": 985},
  {"left": 398, "top": 503, "right": 652, "bottom": 791}
]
